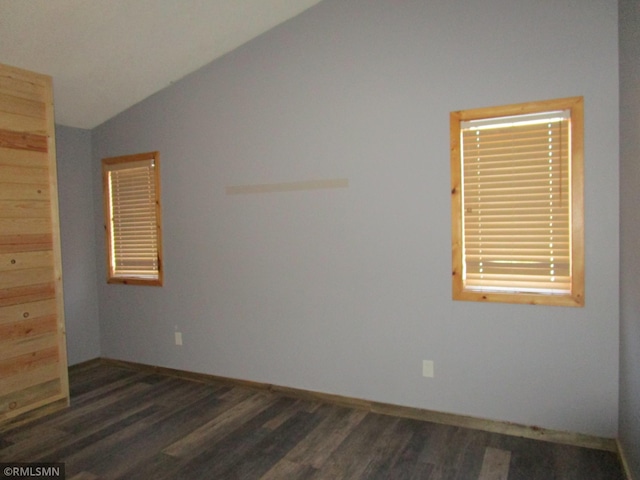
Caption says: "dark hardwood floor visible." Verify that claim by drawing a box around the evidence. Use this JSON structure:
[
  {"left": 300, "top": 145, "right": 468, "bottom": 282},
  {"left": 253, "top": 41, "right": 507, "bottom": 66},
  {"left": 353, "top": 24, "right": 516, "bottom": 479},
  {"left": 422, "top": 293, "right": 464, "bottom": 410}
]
[{"left": 0, "top": 361, "right": 627, "bottom": 479}]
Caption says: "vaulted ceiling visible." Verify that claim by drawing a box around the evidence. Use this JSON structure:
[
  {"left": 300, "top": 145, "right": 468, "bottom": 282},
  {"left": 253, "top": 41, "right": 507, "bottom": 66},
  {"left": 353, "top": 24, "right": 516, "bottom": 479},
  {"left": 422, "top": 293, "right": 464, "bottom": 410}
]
[{"left": 0, "top": 0, "right": 323, "bottom": 129}]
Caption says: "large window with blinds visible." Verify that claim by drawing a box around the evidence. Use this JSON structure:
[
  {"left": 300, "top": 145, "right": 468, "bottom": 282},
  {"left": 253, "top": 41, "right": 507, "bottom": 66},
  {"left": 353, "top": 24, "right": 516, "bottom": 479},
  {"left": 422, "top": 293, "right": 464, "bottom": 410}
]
[
  {"left": 450, "top": 97, "right": 584, "bottom": 306},
  {"left": 102, "top": 152, "right": 163, "bottom": 286}
]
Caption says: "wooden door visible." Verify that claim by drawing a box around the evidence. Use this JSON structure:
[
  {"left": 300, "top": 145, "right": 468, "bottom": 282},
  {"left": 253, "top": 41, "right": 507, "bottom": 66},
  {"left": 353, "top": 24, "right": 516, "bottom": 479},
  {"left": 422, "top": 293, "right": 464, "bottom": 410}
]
[{"left": 0, "top": 63, "right": 69, "bottom": 424}]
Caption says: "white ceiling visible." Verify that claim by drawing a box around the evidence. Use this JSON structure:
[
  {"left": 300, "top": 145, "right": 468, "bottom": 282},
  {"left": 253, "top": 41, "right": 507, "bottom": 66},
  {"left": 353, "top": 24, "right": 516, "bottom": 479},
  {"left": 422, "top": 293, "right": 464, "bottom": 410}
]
[{"left": 0, "top": 0, "right": 323, "bottom": 129}]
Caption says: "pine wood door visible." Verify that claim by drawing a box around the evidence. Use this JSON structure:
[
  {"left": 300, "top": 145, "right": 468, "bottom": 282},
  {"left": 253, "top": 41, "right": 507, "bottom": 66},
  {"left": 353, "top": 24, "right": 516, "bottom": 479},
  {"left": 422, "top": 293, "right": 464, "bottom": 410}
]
[{"left": 0, "top": 63, "right": 69, "bottom": 424}]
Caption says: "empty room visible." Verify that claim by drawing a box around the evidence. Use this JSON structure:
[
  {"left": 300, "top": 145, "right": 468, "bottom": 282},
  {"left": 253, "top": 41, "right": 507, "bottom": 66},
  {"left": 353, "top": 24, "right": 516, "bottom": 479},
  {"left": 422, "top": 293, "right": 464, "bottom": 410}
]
[{"left": 0, "top": 0, "right": 638, "bottom": 478}]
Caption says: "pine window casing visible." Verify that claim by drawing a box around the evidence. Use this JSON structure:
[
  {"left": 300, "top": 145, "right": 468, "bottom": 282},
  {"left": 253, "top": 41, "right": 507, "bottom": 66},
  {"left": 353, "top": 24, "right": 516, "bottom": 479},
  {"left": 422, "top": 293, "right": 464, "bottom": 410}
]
[
  {"left": 102, "top": 152, "right": 163, "bottom": 286},
  {"left": 451, "top": 97, "right": 584, "bottom": 307}
]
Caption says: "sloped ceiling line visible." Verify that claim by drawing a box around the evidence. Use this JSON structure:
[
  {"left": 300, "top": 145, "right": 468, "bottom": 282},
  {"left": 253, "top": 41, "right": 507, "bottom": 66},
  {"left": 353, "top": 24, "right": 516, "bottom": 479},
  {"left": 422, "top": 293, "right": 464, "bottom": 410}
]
[{"left": 0, "top": 0, "right": 323, "bottom": 129}]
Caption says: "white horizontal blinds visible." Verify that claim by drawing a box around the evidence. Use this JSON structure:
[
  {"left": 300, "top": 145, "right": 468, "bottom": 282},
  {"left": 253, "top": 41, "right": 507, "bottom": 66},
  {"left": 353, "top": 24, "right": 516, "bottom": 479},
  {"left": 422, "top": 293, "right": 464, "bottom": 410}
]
[
  {"left": 460, "top": 112, "right": 571, "bottom": 294},
  {"left": 107, "top": 158, "right": 159, "bottom": 279}
]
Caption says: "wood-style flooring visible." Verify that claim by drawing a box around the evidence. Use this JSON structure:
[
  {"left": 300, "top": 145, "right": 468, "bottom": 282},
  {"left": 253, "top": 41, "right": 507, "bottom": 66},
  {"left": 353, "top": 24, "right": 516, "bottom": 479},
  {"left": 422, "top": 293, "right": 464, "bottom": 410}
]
[{"left": 0, "top": 361, "right": 627, "bottom": 479}]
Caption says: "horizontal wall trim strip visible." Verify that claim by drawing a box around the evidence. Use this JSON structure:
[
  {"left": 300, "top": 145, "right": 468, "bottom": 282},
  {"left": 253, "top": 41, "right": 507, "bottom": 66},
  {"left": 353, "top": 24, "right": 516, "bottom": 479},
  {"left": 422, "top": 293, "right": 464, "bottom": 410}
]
[
  {"left": 226, "top": 178, "right": 348, "bottom": 195},
  {"left": 94, "top": 357, "right": 617, "bottom": 453}
]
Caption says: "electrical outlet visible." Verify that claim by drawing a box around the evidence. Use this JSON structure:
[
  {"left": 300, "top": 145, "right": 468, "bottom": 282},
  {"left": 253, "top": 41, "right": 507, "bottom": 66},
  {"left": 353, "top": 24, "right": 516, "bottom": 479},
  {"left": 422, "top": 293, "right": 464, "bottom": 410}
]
[
  {"left": 175, "top": 332, "right": 183, "bottom": 346},
  {"left": 422, "top": 360, "right": 434, "bottom": 378}
]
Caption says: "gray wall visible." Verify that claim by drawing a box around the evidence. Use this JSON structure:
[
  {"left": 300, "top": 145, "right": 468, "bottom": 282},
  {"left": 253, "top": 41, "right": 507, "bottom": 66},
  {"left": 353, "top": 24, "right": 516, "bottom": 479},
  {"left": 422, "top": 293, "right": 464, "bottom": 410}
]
[
  {"left": 619, "top": 0, "right": 640, "bottom": 475},
  {"left": 91, "top": 0, "right": 620, "bottom": 437},
  {"left": 55, "top": 125, "right": 101, "bottom": 365}
]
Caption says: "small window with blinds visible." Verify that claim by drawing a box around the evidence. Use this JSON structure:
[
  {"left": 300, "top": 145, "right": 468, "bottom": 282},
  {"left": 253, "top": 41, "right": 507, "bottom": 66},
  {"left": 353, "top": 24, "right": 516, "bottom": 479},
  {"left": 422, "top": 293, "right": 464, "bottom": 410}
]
[
  {"left": 102, "top": 152, "right": 163, "bottom": 286},
  {"left": 451, "top": 97, "right": 584, "bottom": 306}
]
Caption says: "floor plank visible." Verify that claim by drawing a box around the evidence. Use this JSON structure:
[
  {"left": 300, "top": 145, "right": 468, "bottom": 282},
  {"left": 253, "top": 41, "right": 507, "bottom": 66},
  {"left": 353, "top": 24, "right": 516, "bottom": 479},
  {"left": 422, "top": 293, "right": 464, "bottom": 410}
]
[
  {"left": 478, "top": 447, "right": 511, "bottom": 480},
  {"left": 284, "top": 406, "right": 368, "bottom": 469}
]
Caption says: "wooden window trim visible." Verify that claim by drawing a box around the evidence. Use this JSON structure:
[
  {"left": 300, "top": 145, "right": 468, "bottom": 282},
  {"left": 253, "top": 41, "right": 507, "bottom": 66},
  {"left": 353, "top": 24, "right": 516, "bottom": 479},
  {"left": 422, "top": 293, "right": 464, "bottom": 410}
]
[
  {"left": 451, "top": 97, "right": 584, "bottom": 307},
  {"left": 102, "top": 151, "right": 163, "bottom": 286}
]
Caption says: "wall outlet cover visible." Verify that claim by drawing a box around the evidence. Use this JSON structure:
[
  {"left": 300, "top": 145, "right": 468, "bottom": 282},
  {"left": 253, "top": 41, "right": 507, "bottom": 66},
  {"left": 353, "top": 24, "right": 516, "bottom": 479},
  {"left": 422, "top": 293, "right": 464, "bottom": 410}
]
[{"left": 423, "top": 360, "right": 434, "bottom": 378}]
